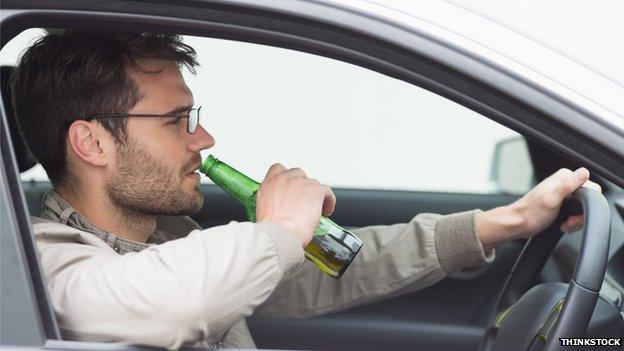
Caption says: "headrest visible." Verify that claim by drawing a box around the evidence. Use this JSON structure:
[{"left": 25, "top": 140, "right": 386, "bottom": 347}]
[{"left": 1, "top": 65, "right": 38, "bottom": 173}]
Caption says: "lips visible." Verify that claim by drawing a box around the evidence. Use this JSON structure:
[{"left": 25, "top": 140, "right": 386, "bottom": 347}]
[{"left": 186, "top": 163, "right": 202, "bottom": 176}]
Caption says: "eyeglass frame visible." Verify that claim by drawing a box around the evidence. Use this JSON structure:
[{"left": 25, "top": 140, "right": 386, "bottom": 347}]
[{"left": 87, "top": 106, "right": 202, "bottom": 134}]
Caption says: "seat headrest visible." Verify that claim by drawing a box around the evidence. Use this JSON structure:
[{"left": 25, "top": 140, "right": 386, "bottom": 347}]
[{"left": 1, "top": 65, "right": 38, "bottom": 173}]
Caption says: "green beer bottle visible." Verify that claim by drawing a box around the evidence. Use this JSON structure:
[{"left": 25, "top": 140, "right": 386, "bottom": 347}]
[{"left": 200, "top": 154, "right": 363, "bottom": 278}]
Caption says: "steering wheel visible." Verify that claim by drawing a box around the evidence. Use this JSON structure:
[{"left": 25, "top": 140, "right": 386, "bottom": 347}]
[{"left": 480, "top": 187, "right": 611, "bottom": 351}]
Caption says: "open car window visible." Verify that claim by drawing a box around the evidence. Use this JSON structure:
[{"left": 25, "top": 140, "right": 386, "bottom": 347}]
[
  {"left": 2, "top": 30, "right": 533, "bottom": 195},
  {"left": 184, "top": 35, "right": 532, "bottom": 194}
]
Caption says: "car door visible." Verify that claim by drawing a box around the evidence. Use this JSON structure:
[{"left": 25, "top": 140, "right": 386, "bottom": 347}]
[{"left": 2, "top": 1, "right": 623, "bottom": 351}]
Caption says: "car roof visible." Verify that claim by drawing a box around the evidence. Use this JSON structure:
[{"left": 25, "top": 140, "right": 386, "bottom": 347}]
[
  {"left": 444, "top": 0, "right": 623, "bottom": 88},
  {"left": 364, "top": 0, "right": 624, "bottom": 117}
]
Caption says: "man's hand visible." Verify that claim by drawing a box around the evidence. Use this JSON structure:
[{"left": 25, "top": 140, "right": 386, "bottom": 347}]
[
  {"left": 477, "top": 168, "right": 602, "bottom": 250},
  {"left": 256, "top": 163, "right": 336, "bottom": 247}
]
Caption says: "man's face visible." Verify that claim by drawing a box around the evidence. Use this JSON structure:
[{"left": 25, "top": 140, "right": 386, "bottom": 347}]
[{"left": 105, "top": 59, "right": 215, "bottom": 216}]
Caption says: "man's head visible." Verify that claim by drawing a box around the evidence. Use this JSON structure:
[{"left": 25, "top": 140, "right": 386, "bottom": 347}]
[{"left": 11, "top": 30, "right": 215, "bottom": 215}]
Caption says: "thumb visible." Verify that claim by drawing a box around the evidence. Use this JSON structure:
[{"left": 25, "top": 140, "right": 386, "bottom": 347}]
[
  {"left": 559, "top": 168, "right": 589, "bottom": 197},
  {"left": 573, "top": 167, "right": 590, "bottom": 186},
  {"left": 321, "top": 186, "right": 337, "bottom": 217}
]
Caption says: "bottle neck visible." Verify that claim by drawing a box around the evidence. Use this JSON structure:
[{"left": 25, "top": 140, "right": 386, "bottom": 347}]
[{"left": 200, "top": 155, "right": 260, "bottom": 206}]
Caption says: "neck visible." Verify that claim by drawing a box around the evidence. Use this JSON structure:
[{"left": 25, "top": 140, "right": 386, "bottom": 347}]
[{"left": 56, "top": 184, "right": 157, "bottom": 243}]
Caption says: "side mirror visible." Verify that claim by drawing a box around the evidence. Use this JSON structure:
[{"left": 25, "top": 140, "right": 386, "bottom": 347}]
[{"left": 490, "top": 137, "right": 534, "bottom": 195}]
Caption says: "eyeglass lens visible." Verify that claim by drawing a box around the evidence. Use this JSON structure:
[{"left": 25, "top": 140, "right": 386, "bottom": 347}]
[{"left": 188, "top": 107, "right": 200, "bottom": 134}]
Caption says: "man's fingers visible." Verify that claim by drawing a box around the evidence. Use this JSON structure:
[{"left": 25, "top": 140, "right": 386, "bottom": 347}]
[
  {"left": 282, "top": 167, "right": 307, "bottom": 179},
  {"left": 321, "top": 185, "right": 336, "bottom": 217},
  {"left": 575, "top": 168, "right": 590, "bottom": 182},
  {"left": 264, "top": 163, "right": 287, "bottom": 182},
  {"left": 560, "top": 214, "right": 585, "bottom": 233},
  {"left": 262, "top": 163, "right": 333, "bottom": 218},
  {"left": 264, "top": 164, "right": 309, "bottom": 183},
  {"left": 557, "top": 167, "right": 589, "bottom": 197}
]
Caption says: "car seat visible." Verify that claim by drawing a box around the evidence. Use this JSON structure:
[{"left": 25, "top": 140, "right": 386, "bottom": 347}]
[{"left": 1, "top": 65, "right": 49, "bottom": 214}]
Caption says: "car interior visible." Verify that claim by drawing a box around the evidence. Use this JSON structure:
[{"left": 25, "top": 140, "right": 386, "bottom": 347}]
[{"left": 2, "top": 21, "right": 624, "bottom": 351}]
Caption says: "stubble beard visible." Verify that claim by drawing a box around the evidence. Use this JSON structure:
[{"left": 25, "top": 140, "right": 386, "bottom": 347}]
[{"left": 106, "top": 140, "right": 203, "bottom": 217}]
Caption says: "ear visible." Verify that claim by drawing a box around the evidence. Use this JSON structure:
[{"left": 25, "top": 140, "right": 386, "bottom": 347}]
[{"left": 67, "top": 120, "right": 111, "bottom": 167}]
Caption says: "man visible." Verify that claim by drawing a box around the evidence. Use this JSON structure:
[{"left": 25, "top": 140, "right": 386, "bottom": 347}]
[{"left": 11, "top": 31, "right": 596, "bottom": 349}]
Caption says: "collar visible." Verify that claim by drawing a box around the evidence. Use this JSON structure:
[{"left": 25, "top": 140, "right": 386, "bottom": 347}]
[{"left": 40, "top": 189, "right": 163, "bottom": 254}]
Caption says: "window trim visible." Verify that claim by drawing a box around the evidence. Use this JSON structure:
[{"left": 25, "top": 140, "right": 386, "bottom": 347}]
[{"left": 1, "top": 104, "right": 60, "bottom": 344}]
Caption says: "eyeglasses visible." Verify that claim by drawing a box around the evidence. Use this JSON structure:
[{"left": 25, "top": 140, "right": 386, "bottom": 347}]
[{"left": 88, "top": 106, "right": 202, "bottom": 134}]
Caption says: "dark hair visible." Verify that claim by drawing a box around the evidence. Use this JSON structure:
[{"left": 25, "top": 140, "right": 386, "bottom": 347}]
[{"left": 10, "top": 30, "right": 198, "bottom": 187}]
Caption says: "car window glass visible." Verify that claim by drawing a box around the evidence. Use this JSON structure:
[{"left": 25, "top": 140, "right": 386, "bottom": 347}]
[
  {"left": 1, "top": 31, "right": 534, "bottom": 195},
  {"left": 182, "top": 35, "right": 533, "bottom": 194}
]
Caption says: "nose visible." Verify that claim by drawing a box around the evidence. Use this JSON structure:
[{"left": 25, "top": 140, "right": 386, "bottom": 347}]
[{"left": 187, "top": 124, "right": 215, "bottom": 152}]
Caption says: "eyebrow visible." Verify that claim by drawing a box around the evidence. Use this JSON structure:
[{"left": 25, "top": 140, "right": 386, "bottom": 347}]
[{"left": 164, "top": 104, "right": 194, "bottom": 115}]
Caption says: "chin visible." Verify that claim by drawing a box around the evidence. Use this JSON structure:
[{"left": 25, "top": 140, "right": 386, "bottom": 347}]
[{"left": 190, "top": 192, "right": 204, "bottom": 211}]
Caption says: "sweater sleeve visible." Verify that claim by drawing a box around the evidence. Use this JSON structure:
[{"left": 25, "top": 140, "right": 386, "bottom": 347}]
[
  {"left": 34, "top": 221, "right": 303, "bottom": 349},
  {"left": 254, "top": 210, "right": 493, "bottom": 319}
]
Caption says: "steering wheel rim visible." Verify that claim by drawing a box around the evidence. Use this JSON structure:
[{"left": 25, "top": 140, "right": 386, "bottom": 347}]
[{"left": 480, "top": 187, "right": 611, "bottom": 351}]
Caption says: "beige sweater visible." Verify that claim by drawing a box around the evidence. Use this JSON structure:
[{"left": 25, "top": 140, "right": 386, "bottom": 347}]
[{"left": 33, "top": 192, "right": 492, "bottom": 349}]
